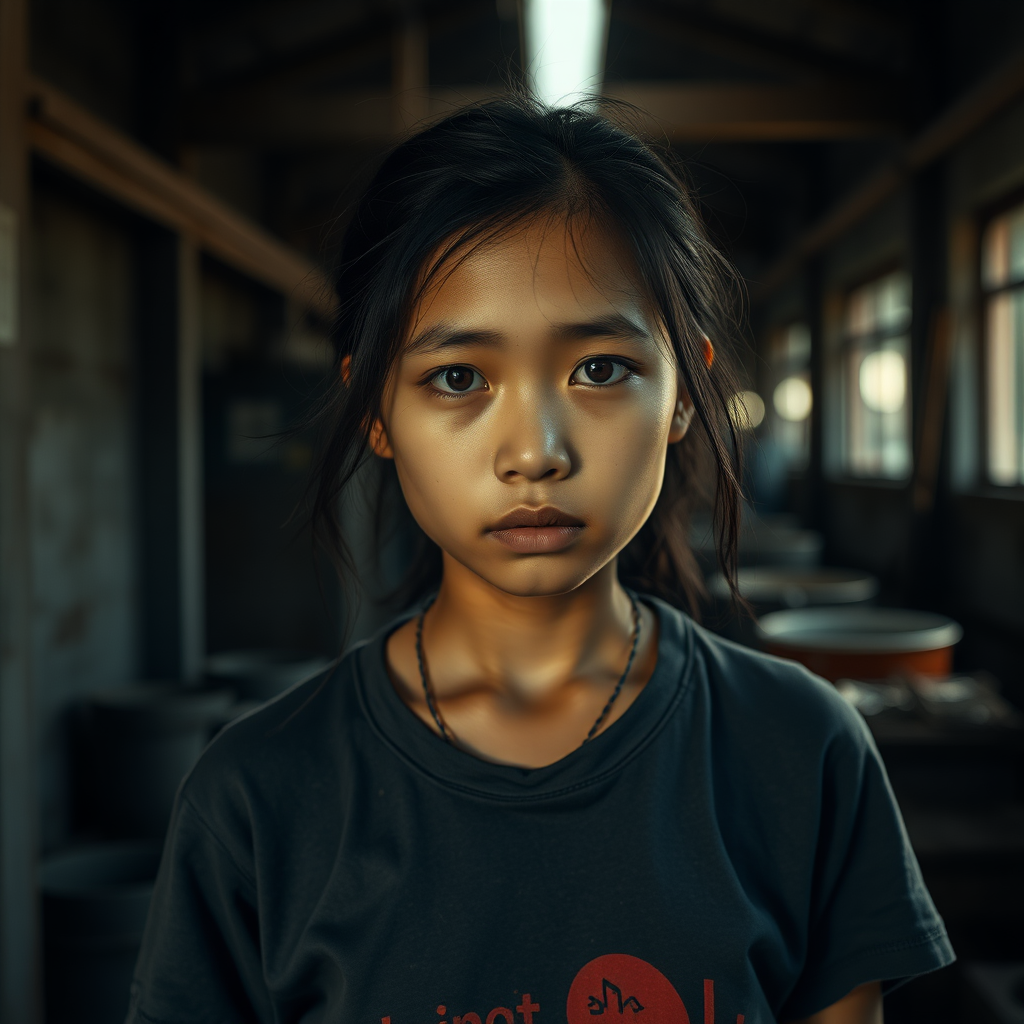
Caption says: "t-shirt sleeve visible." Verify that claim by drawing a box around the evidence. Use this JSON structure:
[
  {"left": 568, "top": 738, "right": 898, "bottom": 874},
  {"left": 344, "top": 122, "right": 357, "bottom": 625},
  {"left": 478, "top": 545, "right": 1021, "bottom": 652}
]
[
  {"left": 779, "top": 708, "right": 955, "bottom": 1021},
  {"left": 125, "top": 795, "right": 272, "bottom": 1024}
]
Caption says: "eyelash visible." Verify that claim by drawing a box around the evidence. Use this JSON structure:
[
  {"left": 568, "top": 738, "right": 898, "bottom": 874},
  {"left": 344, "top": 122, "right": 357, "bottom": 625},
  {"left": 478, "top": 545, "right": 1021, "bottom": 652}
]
[{"left": 421, "top": 357, "right": 639, "bottom": 399}]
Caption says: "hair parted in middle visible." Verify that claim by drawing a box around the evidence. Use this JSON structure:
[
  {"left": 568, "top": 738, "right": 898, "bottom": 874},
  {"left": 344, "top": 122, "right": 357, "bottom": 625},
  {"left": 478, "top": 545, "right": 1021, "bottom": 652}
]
[{"left": 307, "top": 95, "right": 748, "bottom": 617}]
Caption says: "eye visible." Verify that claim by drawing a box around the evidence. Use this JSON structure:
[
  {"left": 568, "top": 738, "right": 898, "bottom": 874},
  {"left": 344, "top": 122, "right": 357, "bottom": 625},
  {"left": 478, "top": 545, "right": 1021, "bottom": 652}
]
[
  {"left": 429, "top": 365, "right": 487, "bottom": 395},
  {"left": 571, "top": 358, "right": 632, "bottom": 387}
]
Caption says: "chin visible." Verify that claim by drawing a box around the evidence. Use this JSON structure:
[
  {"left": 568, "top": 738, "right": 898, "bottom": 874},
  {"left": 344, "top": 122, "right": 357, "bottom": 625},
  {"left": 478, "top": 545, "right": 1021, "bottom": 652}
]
[{"left": 464, "top": 552, "right": 613, "bottom": 599}]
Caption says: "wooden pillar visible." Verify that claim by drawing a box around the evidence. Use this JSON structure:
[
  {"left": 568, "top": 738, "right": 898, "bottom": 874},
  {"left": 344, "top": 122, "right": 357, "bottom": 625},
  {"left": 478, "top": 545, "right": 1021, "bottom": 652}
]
[
  {"left": 906, "top": 162, "right": 949, "bottom": 605},
  {"left": 800, "top": 144, "right": 829, "bottom": 537},
  {"left": 392, "top": 12, "right": 429, "bottom": 133},
  {"left": 0, "top": 0, "right": 42, "bottom": 1018},
  {"left": 136, "top": 226, "right": 204, "bottom": 681},
  {"left": 803, "top": 255, "right": 826, "bottom": 533}
]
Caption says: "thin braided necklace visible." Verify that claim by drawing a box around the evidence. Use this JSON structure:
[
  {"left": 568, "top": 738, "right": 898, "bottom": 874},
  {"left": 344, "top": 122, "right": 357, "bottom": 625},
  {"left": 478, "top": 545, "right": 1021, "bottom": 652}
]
[{"left": 415, "top": 592, "right": 641, "bottom": 749}]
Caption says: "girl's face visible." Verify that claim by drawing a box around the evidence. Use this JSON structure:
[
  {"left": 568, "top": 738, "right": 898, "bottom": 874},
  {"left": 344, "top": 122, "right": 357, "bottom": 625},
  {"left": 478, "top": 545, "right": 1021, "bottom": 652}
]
[{"left": 372, "top": 214, "right": 693, "bottom": 597}]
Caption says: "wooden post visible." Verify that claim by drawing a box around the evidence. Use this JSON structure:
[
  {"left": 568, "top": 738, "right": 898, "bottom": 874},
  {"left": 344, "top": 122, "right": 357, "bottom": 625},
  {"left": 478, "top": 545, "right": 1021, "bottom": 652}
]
[
  {"left": 178, "top": 235, "right": 204, "bottom": 680},
  {"left": 906, "top": 163, "right": 950, "bottom": 606},
  {"left": 135, "top": 226, "right": 204, "bottom": 681},
  {"left": 392, "top": 13, "right": 429, "bottom": 134},
  {"left": 0, "top": 0, "right": 43, "bottom": 1018}
]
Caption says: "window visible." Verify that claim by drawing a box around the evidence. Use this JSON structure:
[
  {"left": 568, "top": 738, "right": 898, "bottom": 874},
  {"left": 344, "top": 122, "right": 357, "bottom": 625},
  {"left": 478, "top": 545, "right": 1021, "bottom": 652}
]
[
  {"left": 981, "top": 198, "right": 1024, "bottom": 486},
  {"left": 840, "top": 270, "right": 912, "bottom": 479},
  {"left": 769, "top": 322, "right": 812, "bottom": 470}
]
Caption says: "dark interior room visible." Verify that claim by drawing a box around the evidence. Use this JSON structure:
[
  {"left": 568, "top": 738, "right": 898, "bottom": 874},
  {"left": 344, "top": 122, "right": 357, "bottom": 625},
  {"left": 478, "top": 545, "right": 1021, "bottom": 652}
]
[{"left": 0, "top": 1, "right": 1022, "bottom": 1021}]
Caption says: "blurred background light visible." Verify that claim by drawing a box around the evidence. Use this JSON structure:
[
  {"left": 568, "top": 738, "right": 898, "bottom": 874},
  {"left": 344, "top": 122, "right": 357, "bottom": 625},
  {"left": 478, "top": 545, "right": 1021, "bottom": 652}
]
[
  {"left": 729, "top": 389, "right": 766, "bottom": 430},
  {"left": 859, "top": 349, "right": 907, "bottom": 413},
  {"left": 523, "top": 0, "right": 609, "bottom": 107},
  {"left": 773, "top": 375, "right": 813, "bottom": 422}
]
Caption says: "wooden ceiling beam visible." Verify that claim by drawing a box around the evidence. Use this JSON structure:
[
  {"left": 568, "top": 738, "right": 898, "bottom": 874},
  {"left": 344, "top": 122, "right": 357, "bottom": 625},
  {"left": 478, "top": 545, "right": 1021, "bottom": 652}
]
[
  {"left": 614, "top": 0, "right": 904, "bottom": 86},
  {"left": 605, "top": 81, "right": 902, "bottom": 141},
  {"left": 26, "top": 77, "right": 336, "bottom": 318},
  {"left": 185, "top": 0, "right": 493, "bottom": 109},
  {"left": 181, "top": 81, "right": 901, "bottom": 146},
  {"left": 753, "top": 44, "right": 1024, "bottom": 299}
]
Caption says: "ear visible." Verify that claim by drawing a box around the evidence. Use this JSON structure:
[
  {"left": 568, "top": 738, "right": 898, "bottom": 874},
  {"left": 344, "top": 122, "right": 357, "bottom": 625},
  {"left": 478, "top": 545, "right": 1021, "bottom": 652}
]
[
  {"left": 368, "top": 418, "right": 394, "bottom": 459},
  {"left": 702, "top": 334, "right": 715, "bottom": 369},
  {"left": 668, "top": 387, "right": 695, "bottom": 444}
]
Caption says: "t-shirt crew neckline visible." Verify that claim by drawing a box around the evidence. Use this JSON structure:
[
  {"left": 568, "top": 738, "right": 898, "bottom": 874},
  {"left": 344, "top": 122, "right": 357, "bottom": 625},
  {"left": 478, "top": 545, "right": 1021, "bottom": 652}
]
[{"left": 354, "top": 594, "right": 694, "bottom": 802}]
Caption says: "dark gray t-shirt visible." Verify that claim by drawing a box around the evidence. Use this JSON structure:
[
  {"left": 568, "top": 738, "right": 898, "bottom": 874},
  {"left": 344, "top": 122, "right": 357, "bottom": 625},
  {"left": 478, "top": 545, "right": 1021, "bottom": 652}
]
[{"left": 127, "top": 597, "right": 953, "bottom": 1024}]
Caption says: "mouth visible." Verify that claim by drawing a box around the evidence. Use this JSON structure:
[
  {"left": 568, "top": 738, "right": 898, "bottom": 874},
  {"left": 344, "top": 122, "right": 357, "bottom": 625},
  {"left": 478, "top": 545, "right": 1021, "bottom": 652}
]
[{"left": 487, "top": 506, "right": 585, "bottom": 554}]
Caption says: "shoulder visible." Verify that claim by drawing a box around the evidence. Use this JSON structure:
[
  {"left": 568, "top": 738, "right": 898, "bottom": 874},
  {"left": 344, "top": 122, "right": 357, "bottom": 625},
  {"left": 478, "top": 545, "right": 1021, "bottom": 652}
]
[
  {"left": 176, "top": 643, "right": 370, "bottom": 847},
  {"left": 652, "top": 597, "right": 872, "bottom": 762}
]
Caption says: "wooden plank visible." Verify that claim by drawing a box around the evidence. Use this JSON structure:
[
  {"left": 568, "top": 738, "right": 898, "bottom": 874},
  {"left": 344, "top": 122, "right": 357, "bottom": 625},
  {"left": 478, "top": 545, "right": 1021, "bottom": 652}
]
[
  {"left": 184, "top": 80, "right": 900, "bottom": 145},
  {"left": 754, "top": 45, "right": 1024, "bottom": 299},
  {"left": 177, "top": 236, "right": 204, "bottom": 681},
  {"left": 26, "top": 77, "right": 336, "bottom": 318},
  {"left": 134, "top": 227, "right": 206, "bottom": 681},
  {"left": 393, "top": 15, "right": 430, "bottom": 133},
  {"left": 615, "top": 0, "right": 904, "bottom": 86},
  {"left": 185, "top": 0, "right": 490, "bottom": 108},
  {"left": 604, "top": 81, "right": 901, "bottom": 141},
  {"left": 0, "top": 0, "right": 42, "bottom": 1019}
]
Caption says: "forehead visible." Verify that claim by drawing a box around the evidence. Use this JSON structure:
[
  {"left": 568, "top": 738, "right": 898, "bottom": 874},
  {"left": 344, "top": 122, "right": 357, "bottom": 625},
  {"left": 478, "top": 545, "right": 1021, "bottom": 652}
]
[{"left": 407, "top": 214, "right": 650, "bottom": 332}]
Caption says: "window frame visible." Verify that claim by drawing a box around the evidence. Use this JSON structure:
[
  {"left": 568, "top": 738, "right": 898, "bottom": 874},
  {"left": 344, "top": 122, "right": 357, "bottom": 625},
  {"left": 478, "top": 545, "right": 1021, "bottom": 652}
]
[
  {"left": 765, "top": 320, "right": 813, "bottom": 474},
  {"left": 977, "top": 187, "right": 1024, "bottom": 495},
  {"left": 835, "top": 263, "right": 914, "bottom": 485}
]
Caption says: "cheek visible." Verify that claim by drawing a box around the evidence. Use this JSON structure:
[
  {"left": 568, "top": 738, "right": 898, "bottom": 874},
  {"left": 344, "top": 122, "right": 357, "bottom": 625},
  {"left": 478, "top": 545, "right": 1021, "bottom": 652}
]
[
  {"left": 574, "top": 383, "right": 677, "bottom": 522},
  {"left": 387, "top": 409, "right": 489, "bottom": 531}
]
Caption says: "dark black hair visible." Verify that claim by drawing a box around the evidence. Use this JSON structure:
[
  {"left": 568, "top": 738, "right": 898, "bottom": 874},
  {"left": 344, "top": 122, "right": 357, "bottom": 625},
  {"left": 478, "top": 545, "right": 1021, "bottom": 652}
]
[{"left": 308, "top": 96, "right": 746, "bottom": 616}]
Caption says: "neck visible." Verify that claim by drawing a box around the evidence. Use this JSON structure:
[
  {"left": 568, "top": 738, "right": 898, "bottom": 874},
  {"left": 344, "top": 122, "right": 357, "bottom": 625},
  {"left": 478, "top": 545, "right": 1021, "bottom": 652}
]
[{"left": 423, "top": 557, "right": 635, "bottom": 704}]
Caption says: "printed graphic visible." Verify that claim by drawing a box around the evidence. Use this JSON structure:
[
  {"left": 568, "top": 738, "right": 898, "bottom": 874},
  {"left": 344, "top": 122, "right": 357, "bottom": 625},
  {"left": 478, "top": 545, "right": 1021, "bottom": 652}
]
[
  {"left": 380, "top": 957, "right": 745, "bottom": 1024},
  {"left": 567, "top": 954, "right": 689, "bottom": 1023}
]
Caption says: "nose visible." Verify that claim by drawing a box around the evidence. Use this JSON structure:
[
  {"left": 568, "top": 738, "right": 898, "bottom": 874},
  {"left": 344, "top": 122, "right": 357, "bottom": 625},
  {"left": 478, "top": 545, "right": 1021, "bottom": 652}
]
[{"left": 493, "top": 387, "right": 573, "bottom": 483}]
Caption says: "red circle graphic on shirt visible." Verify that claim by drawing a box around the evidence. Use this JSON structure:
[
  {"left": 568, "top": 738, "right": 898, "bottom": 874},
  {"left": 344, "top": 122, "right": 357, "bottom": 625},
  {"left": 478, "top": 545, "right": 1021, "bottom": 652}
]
[{"left": 566, "top": 953, "right": 690, "bottom": 1024}]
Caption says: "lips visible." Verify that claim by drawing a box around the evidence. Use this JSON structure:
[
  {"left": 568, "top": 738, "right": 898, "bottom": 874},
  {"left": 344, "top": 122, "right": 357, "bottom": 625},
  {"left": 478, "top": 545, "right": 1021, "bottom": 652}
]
[{"left": 487, "top": 506, "right": 585, "bottom": 554}]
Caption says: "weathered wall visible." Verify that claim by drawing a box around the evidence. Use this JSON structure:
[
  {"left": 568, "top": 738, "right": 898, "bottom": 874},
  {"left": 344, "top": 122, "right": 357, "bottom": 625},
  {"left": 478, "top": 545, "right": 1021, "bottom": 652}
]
[
  {"left": 30, "top": 185, "right": 136, "bottom": 851},
  {"left": 201, "top": 262, "right": 342, "bottom": 656}
]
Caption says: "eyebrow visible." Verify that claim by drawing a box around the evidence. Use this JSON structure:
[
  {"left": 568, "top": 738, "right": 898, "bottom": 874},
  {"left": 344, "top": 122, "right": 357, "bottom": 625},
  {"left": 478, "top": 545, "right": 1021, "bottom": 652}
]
[{"left": 405, "top": 312, "right": 652, "bottom": 355}]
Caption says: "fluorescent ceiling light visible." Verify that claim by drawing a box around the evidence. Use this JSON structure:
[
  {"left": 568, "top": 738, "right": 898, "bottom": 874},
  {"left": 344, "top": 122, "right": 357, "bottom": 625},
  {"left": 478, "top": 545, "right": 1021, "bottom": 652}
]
[{"left": 523, "top": 0, "right": 609, "bottom": 108}]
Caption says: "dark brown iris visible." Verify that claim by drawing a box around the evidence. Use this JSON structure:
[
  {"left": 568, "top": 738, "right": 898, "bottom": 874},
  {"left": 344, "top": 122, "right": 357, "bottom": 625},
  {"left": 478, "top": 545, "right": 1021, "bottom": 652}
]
[
  {"left": 582, "top": 359, "right": 614, "bottom": 383},
  {"left": 444, "top": 367, "right": 474, "bottom": 391}
]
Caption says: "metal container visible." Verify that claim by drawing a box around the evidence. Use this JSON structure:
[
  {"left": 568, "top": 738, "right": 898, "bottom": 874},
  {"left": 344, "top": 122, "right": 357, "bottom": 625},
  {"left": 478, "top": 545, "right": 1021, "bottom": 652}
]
[
  {"left": 708, "top": 566, "right": 879, "bottom": 647},
  {"left": 692, "top": 515, "right": 823, "bottom": 574},
  {"left": 755, "top": 607, "right": 963, "bottom": 681},
  {"left": 710, "top": 566, "right": 879, "bottom": 610},
  {"left": 41, "top": 842, "right": 162, "bottom": 1024}
]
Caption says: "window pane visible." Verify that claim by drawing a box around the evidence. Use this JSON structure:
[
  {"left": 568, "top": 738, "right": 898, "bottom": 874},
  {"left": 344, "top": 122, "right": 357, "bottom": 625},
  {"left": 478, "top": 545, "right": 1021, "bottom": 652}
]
[
  {"left": 1010, "top": 204, "right": 1024, "bottom": 285},
  {"left": 783, "top": 322, "right": 811, "bottom": 365},
  {"left": 986, "top": 288, "right": 1024, "bottom": 485},
  {"left": 983, "top": 201, "right": 1024, "bottom": 290},
  {"left": 982, "top": 215, "right": 1009, "bottom": 290},
  {"left": 846, "top": 285, "right": 873, "bottom": 335},
  {"left": 877, "top": 272, "right": 911, "bottom": 331},
  {"left": 840, "top": 271, "right": 912, "bottom": 479}
]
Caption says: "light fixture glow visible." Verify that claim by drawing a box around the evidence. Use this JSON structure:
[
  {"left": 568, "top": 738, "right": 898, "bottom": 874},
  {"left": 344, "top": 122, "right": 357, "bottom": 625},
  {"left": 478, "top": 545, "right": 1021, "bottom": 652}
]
[
  {"left": 728, "top": 390, "right": 766, "bottom": 431},
  {"left": 773, "top": 376, "right": 813, "bottom": 422},
  {"left": 859, "top": 350, "right": 906, "bottom": 413},
  {"left": 523, "top": 0, "right": 609, "bottom": 108}
]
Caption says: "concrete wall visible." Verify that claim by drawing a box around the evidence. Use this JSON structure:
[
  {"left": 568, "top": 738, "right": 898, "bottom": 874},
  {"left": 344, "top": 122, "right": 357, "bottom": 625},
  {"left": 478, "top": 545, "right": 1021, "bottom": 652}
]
[{"left": 30, "top": 186, "right": 136, "bottom": 851}]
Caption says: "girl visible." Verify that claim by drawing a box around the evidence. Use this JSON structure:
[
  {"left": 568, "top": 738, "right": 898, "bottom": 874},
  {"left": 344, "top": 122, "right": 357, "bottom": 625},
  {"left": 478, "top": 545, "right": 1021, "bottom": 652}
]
[{"left": 127, "top": 100, "right": 953, "bottom": 1024}]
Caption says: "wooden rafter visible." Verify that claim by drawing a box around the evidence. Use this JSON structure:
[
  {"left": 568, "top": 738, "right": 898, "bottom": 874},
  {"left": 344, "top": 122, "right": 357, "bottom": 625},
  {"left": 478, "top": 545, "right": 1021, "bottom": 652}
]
[
  {"left": 613, "top": 0, "right": 905, "bottom": 85},
  {"left": 184, "top": 0, "right": 493, "bottom": 108},
  {"left": 26, "top": 77, "right": 336, "bottom": 318},
  {"left": 181, "top": 80, "right": 901, "bottom": 145},
  {"left": 753, "top": 44, "right": 1024, "bottom": 299}
]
